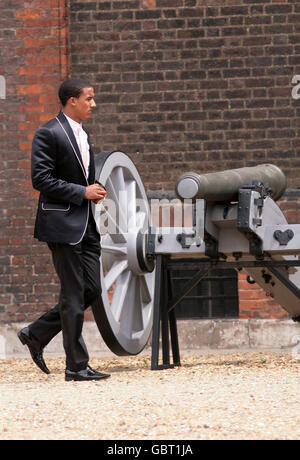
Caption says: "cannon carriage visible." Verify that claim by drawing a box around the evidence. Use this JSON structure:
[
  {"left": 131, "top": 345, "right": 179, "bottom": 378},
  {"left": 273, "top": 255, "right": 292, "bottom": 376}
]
[{"left": 91, "top": 151, "right": 300, "bottom": 369}]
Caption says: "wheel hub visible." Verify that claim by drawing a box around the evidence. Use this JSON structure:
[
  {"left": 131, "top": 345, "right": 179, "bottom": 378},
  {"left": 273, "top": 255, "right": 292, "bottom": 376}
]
[{"left": 101, "top": 229, "right": 155, "bottom": 276}]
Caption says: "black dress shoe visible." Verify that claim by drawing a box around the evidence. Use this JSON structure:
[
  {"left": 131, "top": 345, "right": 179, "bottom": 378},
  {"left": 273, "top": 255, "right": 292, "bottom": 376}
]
[
  {"left": 65, "top": 365, "right": 110, "bottom": 382},
  {"left": 17, "top": 327, "right": 50, "bottom": 375}
]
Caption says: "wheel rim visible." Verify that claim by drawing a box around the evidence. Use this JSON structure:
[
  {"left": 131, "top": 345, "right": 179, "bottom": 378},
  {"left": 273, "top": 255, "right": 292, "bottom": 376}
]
[{"left": 92, "top": 151, "right": 155, "bottom": 355}]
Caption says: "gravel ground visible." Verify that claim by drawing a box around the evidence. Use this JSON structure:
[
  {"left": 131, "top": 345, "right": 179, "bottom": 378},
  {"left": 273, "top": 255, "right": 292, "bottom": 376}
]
[{"left": 0, "top": 352, "right": 299, "bottom": 440}]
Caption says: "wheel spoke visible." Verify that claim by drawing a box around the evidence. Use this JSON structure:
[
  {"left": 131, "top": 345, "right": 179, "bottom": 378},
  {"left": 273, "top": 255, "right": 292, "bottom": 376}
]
[
  {"left": 104, "top": 260, "right": 128, "bottom": 290},
  {"left": 106, "top": 177, "right": 128, "bottom": 233},
  {"left": 126, "top": 179, "right": 137, "bottom": 230},
  {"left": 136, "top": 211, "right": 147, "bottom": 230},
  {"left": 101, "top": 205, "right": 127, "bottom": 243},
  {"left": 101, "top": 244, "right": 127, "bottom": 256},
  {"left": 140, "top": 274, "right": 152, "bottom": 304},
  {"left": 112, "top": 166, "right": 126, "bottom": 192},
  {"left": 120, "top": 276, "right": 144, "bottom": 336},
  {"left": 110, "top": 270, "right": 132, "bottom": 321},
  {"left": 132, "top": 277, "right": 145, "bottom": 332}
]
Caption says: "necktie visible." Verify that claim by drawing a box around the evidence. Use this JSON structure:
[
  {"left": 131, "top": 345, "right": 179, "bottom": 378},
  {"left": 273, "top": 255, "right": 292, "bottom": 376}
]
[{"left": 76, "top": 126, "right": 89, "bottom": 174}]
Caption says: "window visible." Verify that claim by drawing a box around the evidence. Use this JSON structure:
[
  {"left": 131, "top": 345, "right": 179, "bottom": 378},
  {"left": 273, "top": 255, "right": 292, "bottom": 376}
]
[{"left": 170, "top": 265, "right": 239, "bottom": 319}]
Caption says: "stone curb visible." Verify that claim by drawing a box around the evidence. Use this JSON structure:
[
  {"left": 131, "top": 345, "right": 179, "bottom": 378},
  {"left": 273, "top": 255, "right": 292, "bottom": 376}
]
[{"left": 0, "top": 318, "right": 299, "bottom": 359}]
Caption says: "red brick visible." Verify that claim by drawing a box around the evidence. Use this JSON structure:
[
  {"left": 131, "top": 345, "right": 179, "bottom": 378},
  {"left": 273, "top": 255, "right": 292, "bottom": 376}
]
[
  {"left": 19, "top": 141, "right": 31, "bottom": 151},
  {"left": 39, "top": 113, "right": 55, "bottom": 122},
  {"left": 12, "top": 256, "right": 25, "bottom": 266},
  {"left": 142, "top": 0, "right": 156, "bottom": 7},
  {"left": 17, "top": 84, "right": 43, "bottom": 95},
  {"left": 15, "top": 9, "right": 43, "bottom": 19},
  {"left": 36, "top": 0, "right": 59, "bottom": 7},
  {"left": 18, "top": 160, "right": 30, "bottom": 169},
  {"left": 18, "top": 66, "right": 45, "bottom": 76}
]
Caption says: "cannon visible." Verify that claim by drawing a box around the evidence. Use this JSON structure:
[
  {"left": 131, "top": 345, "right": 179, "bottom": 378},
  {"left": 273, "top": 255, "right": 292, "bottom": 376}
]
[
  {"left": 175, "top": 164, "right": 286, "bottom": 202},
  {"left": 91, "top": 151, "right": 300, "bottom": 369}
]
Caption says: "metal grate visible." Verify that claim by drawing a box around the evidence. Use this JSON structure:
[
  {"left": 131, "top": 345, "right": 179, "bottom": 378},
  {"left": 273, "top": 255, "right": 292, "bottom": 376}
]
[{"left": 170, "top": 267, "right": 239, "bottom": 319}]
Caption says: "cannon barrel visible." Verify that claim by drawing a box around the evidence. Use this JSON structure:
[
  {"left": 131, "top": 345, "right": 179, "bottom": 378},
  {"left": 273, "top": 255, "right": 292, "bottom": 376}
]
[{"left": 175, "top": 164, "right": 286, "bottom": 202}]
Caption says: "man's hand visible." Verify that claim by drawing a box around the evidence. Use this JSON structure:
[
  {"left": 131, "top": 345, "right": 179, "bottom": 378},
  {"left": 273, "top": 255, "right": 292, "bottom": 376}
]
[{"left": 85, "top": 183, "right": 107, "bottom": 204}]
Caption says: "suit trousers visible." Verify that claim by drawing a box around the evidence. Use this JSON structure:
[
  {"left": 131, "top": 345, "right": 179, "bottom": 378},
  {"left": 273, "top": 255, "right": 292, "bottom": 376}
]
[{"left": 29, "top": 215, "right": 101, "bottom": 371}]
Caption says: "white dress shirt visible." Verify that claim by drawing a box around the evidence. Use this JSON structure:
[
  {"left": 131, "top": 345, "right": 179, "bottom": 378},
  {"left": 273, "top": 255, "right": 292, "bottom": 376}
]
[{"left": 63, "top": 112, "right": 90, "bottom": 177}]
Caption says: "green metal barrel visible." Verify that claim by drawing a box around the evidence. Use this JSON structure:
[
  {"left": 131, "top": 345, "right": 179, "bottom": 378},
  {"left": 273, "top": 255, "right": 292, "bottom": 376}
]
[{"left": 175, "top": 164, "right": 286, "bottom": 202}]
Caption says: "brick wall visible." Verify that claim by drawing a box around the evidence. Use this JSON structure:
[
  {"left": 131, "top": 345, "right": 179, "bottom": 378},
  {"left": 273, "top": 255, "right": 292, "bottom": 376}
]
[
  {"left": 0, "top": 0, "right": 69, "bottom": 322},
  {"left": 1, "top": 0, "right": 300, "bottom": 323},
  {"left": 70, "top": 0, "right": 300, "bottom": 191}
]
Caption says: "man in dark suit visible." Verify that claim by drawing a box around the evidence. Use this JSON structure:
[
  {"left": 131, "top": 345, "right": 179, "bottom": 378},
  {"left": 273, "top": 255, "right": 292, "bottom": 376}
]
[{"left": 18, "top": 78, "right": 110, "bottom": 381}]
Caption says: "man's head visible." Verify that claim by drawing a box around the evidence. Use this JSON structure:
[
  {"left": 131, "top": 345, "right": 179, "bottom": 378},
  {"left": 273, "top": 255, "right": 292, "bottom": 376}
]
[{"left": 58, "top": 78, "right": 96, "bottom": 123}]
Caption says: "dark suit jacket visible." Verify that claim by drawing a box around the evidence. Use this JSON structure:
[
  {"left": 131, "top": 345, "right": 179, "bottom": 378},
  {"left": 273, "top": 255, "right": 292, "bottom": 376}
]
[{"left": 31, "top": 111, "right": 96, "bottom": 244}]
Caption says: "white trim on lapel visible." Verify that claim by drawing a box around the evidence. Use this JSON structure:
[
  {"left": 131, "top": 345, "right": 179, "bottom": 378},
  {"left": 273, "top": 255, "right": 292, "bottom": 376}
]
[{"left": 55, "top": 116, "right": 89, "bottom": 185}]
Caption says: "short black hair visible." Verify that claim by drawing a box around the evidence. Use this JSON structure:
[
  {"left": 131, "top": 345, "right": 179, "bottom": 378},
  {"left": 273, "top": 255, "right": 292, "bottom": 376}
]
[{"left": 58, "top": 78, "right": 92, "bottom": 106}]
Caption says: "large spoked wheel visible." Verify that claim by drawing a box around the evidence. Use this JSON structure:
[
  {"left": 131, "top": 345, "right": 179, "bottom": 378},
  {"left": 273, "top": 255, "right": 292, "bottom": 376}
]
[{"left": 92, "top": 151, "right": 155, "bottom": 355}]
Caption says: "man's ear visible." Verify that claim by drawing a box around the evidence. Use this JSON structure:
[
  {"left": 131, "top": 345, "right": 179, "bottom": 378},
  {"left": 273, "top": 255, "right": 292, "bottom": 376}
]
[{"left": 69, "top": 97, "right": 77, "bottom": 107}]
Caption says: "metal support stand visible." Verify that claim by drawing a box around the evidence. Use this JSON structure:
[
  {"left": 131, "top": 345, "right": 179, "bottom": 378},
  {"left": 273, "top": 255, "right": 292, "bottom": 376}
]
[
  {"left": 151, "top": 255, "right": 181, "bottom": 370},
  {"left": 151, "top": 256, "right": 211, "bottom": 370}
]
